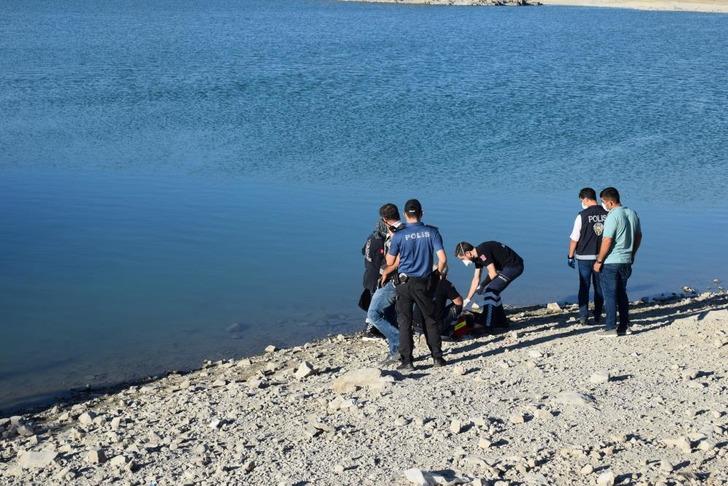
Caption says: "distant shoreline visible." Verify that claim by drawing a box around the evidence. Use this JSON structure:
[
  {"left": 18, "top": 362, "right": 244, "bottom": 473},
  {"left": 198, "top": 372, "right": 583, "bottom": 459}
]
[{"left": 342, "top": 0, "right": 728, "bottom": 13}]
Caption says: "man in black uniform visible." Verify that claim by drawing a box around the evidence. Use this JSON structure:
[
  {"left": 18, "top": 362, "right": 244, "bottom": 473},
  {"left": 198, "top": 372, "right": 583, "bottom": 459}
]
[
  {"left": 454, "top": 241, "right": 524, "bottom": 311},
  {"left": 386, "top": 199, "right": 448, "bottom": 370},
  {"left": 568, "top": 187, "right": 608, "bottom": 325}
]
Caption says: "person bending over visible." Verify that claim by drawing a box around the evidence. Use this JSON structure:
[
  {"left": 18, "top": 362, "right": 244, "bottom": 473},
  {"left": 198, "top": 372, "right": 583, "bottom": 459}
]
[{"left": 454, "top": 241, "right": 524, "bottom": 311}]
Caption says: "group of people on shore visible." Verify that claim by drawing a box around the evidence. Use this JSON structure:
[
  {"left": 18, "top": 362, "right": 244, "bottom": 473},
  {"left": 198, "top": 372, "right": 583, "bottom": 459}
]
[{"left": 360, "top": 187, "right": 642, "bottom": 370}]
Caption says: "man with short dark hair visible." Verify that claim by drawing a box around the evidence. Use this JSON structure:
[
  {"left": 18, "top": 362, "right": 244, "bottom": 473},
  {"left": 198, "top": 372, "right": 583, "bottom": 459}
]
[
  {"left": 386, "top": 199, "right": 448, "bottom": 370},
  {"left": 593, "top": 187, "right": 642, "bottom": 337},
  {"left": 568, "top": 187, "right": 608, "bottom": 325},
  {"left": 366, "top": 204, "right": 403, "bottom": 363},
  {"left": 454, "top": 240, "right": 524, "bottom": 308}
]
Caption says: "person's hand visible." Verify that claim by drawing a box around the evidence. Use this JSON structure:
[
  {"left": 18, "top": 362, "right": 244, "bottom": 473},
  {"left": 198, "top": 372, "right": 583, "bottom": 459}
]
[
  {"left": 567, "top": 257, "right": 575, "bottom": 269},
  {"left": 379, "top": 274, "right": 388, "bottom": 287},
  {"left": 463, "top": 298, "right": 471, "bottom": 308},
  {"left": 593, "top": 261, "right": 603, "bottom": 273}
]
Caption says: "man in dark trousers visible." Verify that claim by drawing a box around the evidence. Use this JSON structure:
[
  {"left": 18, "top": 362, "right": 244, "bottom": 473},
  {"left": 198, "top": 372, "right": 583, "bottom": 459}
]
[
  {"left": 568, "top": 187, "right": 608, "bottom": 325},
  {"left": 385, "top": 199, "right": 448, "bottom": 370},
  {"left": 454, "top": 240, "right": 524, "bottom": 309}
]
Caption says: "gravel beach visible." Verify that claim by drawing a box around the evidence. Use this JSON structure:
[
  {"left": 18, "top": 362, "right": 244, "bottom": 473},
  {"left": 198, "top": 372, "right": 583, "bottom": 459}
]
[
  {"left": 1, "top": 293, "right": 727, "bottom": 485},
  {"left": 343, "top": 0, "right": 728, "bottom": 13}
]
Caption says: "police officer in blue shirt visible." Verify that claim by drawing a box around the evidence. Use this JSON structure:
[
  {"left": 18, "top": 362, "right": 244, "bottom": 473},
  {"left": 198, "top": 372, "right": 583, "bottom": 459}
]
[{"left": 386, "top": 199, "right": 448, "bottom": 370}]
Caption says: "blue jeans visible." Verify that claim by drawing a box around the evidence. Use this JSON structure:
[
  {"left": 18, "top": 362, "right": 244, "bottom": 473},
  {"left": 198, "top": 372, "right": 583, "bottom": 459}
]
[
  {"left": 366, "top": 281, "right": 399, "bottom": 356},
  {"left": 600, "top": 263, "right": 632, "bottom": 332},
  {"left": 577, "top": 259, "right": 603, "bottom": 323}
]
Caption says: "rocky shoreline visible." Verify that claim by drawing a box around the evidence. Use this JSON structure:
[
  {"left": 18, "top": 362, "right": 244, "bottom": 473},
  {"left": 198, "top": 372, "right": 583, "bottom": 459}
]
[
  {"left": 341, "top": 0, "right": 728, "bottom": 13},
  {"left": 1, "top": 292, "right": 727, "bottom": 485}
]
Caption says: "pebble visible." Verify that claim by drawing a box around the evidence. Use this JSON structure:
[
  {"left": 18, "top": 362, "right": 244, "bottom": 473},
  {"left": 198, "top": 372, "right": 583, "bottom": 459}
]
[
  {"left": 404, "top": 468, "right": 436, "bottom": 486},
  {"left": 589, "top": 371, "right": 610, "bottom": 384},
  {"left": 546, "top": 302, "right": 562, "bottom": 312},
  {"left": 479, "top": 437, "right": 492, "bottom": 449},
  {"left": 663, "top": 436, "right": 692, "bottom": 454},
  {"left": 579, "top": 464, "right": 593, "bottom": 475},
  {"left": 450, "top": 419, "right": 463, "bottom": 434},
  {"left": 17, "top": 448, "right": 57, "bottom": 469},
  {"left": 78, "top": 411, "right": 96, "bottom": 426},
  {"left": 84, "top": 448, "right": 107, "bottom": 464},
  {"left": 294, "top": 361, "right": 316, "bottom": 379},
  {"left": 109, "top": 455, "right": 128, "bottom": 468},
  {"left": 264, "top": 345, "right": 277, "bottom": 353},
  {"left": 659, "top": 459, "right": 674, "bottom": 473},
  {"left": 597, "top": 470, "right": 616, "bottom": 486}
]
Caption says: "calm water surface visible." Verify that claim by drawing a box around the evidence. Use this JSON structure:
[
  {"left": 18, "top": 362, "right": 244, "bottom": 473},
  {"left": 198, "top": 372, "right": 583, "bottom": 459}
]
[{"left": 1, "top": 0, "right": 727, "bottom": 411}]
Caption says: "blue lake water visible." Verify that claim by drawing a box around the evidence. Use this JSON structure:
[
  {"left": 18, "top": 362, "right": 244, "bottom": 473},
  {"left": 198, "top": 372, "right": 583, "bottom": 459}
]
[{"left": 1, "top": 0, "right": 727, "bottom": 411}]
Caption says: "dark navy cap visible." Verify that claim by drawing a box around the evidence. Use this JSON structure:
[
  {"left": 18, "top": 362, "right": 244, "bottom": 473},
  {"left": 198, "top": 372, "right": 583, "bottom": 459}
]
[{"left": 404, "top": 199, "right": 422, "bottom": 216}]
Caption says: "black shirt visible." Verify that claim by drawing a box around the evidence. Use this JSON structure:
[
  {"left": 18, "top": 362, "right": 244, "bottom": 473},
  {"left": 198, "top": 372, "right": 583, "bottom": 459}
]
[
  {"left": 434, "top": 278, "right": 461, "bottom": 314},
  {"left": 475, "top": 241, "right": 522, "bottom": 271}
]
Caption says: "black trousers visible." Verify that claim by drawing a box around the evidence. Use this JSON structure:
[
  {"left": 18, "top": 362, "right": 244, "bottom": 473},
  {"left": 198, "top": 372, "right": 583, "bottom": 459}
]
[{"left": 396, "top": 276, "right": 443, "bottom": 362}]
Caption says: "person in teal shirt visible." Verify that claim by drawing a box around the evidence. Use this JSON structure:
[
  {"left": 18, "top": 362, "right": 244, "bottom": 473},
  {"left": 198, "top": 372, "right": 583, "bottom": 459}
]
[{"left": 593, "top": 187, "right": 642, "bottom": 337}]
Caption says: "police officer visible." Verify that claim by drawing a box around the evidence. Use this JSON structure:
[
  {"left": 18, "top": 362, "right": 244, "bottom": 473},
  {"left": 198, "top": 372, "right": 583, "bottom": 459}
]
[
  {"left": 385, "top": 199, "right": 448, "bottom": 370},
  {"left": 568, "top": 187, "right": 608, "bottom": 325}
]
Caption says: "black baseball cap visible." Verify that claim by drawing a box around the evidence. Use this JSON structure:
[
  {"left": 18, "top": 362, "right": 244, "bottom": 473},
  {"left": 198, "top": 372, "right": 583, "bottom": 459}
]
[{"left": 404, "top": 199, "right": 422, "bottom": 216}]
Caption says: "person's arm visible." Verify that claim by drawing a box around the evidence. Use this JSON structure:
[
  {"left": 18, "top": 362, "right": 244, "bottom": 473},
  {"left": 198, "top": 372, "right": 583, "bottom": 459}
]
[
  {"left": 466, "top": 267, "right": 482, "bottom": 301},
  {"left": 632, "top": 216, "right": 642, "bottom": 262},
  {"left": 568, "top": 240, "right": 578, "bottom": 259},
  {"left": 568, "top": 214, "right": 581, "bottom": 262},
  {"left": 633, "top": 232, "right": 642, "bottom": 262},
  {"left": 380, "top": 255, "right": 399, "bottom": 284},
  {"left": 452, "top": 295, "right": 464, "bottom": 307},
  {"left": 593, "top": 237, "right": 613, "bottom": 273},
  {"left": 435, "top": 249, "right": 447, "bottom": 277},
  {"left": 385, "top": 253, "right": 397, "bottom": 268}
]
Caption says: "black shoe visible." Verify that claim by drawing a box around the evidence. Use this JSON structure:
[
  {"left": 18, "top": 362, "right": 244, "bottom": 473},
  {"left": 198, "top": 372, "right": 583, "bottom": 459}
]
[
  {"left": 397, "top": 361, "right": 415, "bottom": 371},
  {"left": 433, "top": 357, "right": 447, "bottom": 367}
]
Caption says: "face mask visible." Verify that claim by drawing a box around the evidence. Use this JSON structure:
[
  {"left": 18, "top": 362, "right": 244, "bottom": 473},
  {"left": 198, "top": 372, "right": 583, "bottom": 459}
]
[
  {"left": 581, "top": 202, "right": 588, "bottom": 210},
  {"left": 602, "top": 203, "right": 609, "bottom": 211},
  {"left": 462, "top": 259, "right": 473, "bottom": 267}
]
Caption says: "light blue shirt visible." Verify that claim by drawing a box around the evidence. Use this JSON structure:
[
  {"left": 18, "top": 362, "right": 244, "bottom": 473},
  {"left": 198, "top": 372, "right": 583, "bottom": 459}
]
[{"left": 603, "top": 206, "right": 641, "bottom": 264}]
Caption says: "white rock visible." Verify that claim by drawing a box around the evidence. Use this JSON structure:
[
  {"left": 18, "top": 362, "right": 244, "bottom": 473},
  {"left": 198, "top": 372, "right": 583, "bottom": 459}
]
[
  {"left": 16, "top": 424, "right": 34, "bottom": 437},
  {"left": 331, "top": 368, "right": 394, "bottom": 393},
  {"left": 110, "top": 417, "right": 122, "bottom": 430},
  {"left": 294, "top": 361, "right": 316, "bottom": 379},
  {"left": 333, "top": 464, "right": 345, "bottom": 474},
  {"left": 264, "top": 345, "right": 277, "bottom": 353},
  {"left": 546, "top": 302, "right": 562, "bottom": 312},
  {"left": 479, "top": 437, "right": 492, "bottom": 449},
  {"left": 404, "top": 468, "right": 436, "bottom": 486},
  {"left": 580, "top": 464, "right": 593, "bottom": 475},
  {"left": 18, "top": 448, "right": 57, "bottom": 469},
  {"left": 597, "top": 470, "right": 615, "bottom": 486},
  {"left": 450, "top": 419, "right": 463, "bottom": 434},
  {"left": 109, "top": 455, "right": 128, "bottom": 468},
  {"left": 78, "top": 412, "right": 96, "bottom": 426},
  {"left": 663, "top": 436, "right": 692, "bottom": 454},
  {"left": 452, "top": 366, "right": 466, "bottom": 376},
  {"left": 528, "top": 350, "right": 543, "bottom": 359},
  {"left": 552, "top": 391, "right": 596, "bottom": 408},
  {"left": 84, "top": 448, "right": 106, "bottom": 464},
  {"left": 589, "top": 371, "right": 610, "bottom": 384},
  {"left": 510, "top": 413, "right": 527, "bottom": 424}
]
